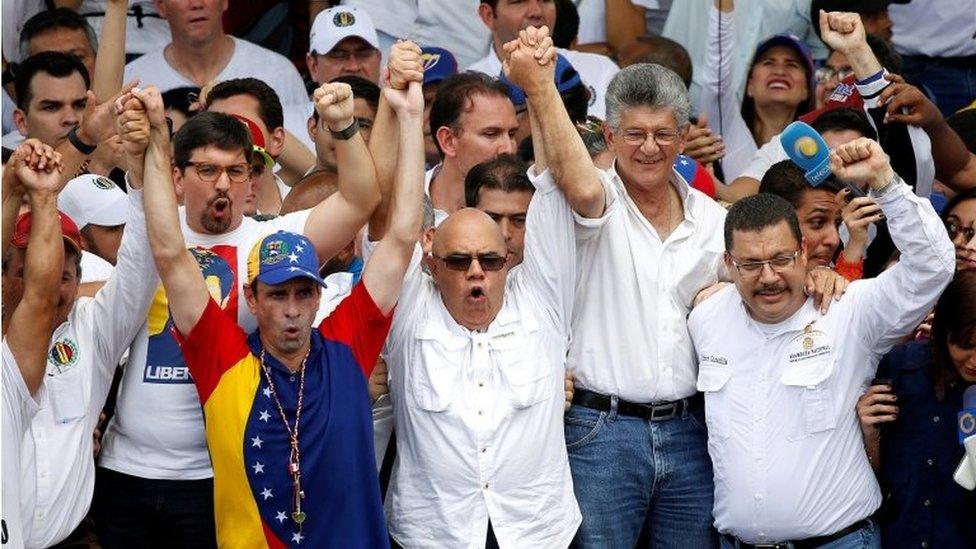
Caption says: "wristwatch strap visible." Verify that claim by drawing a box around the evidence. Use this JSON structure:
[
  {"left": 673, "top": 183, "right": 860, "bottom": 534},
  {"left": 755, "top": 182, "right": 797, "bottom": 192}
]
[
  {"left": 329, "top": 118, "right": 360, "bottom": 141},
  {"left": 68, "top": 126, "right": 98, "bottom": 155}
]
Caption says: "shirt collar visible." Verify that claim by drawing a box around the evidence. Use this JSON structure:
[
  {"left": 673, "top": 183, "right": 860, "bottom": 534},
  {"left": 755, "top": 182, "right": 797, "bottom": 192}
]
[
  {"left": 737, "top": 296, "right": 820, "bottom": 339},
  {"left": 606, "top": 160, "right": 699, "bottom": 226}
]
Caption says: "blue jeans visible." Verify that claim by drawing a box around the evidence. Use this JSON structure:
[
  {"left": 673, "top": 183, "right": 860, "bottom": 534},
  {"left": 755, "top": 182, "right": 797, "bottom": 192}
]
[
  {"left": 901, "top": 55, "right": 976, "bottom": 117},
  {"left": 565, "top": 398, "right": 716, "bottom": 548},
  {"left": 719, "top": 519, "right": 881, "bottom": 549}
]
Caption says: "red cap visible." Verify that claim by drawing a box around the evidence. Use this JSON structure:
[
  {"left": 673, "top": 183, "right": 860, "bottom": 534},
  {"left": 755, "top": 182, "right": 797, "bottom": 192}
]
[
  {"left": 11, "top": 210, "right": 83, "bottom": 254},
  {"left": 799, "top": 75, "right": 864, "bottom": 124},
  {"left": 230, "top": 114, "right": 275, "bottom": 167}
]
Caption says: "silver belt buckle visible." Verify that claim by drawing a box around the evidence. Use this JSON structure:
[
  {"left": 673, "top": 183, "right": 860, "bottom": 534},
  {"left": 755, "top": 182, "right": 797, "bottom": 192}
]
[{"left": 649, "top": 402, "right": 678, "bottom": 421}]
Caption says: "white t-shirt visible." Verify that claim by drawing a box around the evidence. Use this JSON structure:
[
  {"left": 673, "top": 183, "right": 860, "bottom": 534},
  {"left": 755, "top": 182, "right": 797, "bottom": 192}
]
[
  {"left": 78, "top": 1, "right": 170, "bottom": 56},
  {"left": 123, "top": 36, "right": 309, "bottom": 106},
  {"left": 1, "top": 0, "right": 45, "bottom": 63},
  {"left": 2, "top": 340, "right": 40, "bottom": 549},
  {"left": 466, "top": 47, "right": 619, "bottom": 119},
  {"left": 98, "top": 209, "right": 311, "bottom": 480}
]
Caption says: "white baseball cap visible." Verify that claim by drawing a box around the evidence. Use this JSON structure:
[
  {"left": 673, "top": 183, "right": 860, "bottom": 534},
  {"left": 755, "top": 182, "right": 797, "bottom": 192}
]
[
  {"left": 57, "top": 174, "right": 128, "bottom": 229},
  {"left": 309, "top": 6, "right": 379, "bottom": 55}
]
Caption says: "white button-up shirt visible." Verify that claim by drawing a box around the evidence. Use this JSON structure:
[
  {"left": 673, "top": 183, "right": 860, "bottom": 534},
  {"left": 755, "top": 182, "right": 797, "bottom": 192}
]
[
  {"left": 570, "top": 163, "right": 728, "bottom": 403},
  {"left": 21, "top": 189, "right": 159, "bottom": 548},
  {"left": 380, "top": 170, "right": 601, "bottom": 548},
  {"left": 688, "top": 180, "right": 955, "bottom": 544},
  {"left": 3, "top": 340, "right": 40, "bottom": 549}
]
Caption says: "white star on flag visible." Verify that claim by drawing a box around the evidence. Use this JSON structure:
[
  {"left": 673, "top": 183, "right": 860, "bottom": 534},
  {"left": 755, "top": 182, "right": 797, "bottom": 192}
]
[
  {"left": 679, "top": 158, "right": 689, "bottom": 165},
  {"left": 259, "top": 410, "right": 271, "bottom": 422},
  {"left": 262, "top": 387, "right": 272, "bottom": 398},
  {"left": 275, "top": 511, "right": 287, "bottom": 524},
  {"left": 292, "top": 532, "right": 304, "bottom": 544},
  {"left": 288, "top": 252, "right": 300, "bottom": 263},
  {"left": 251, "top": 436, "right": 263, "bottom": 448},
  {"left": 295, "top": 244, "right": 305, "bottom": 253},
  {"left": 288, "top": 266, "right": 301, "bottom": 272},
  {"left": 252, "top": 461, "right": 264, "bottom": 474},
  {"left": 261, "top": 487, "right": 273, "bottom": 500}
]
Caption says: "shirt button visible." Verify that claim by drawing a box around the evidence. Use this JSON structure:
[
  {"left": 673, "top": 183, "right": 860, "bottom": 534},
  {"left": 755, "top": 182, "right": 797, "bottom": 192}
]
[
  {"left": 921, "top": 542, "right": 929, "bottom": 548},
  {"left": 754, "top": 493, "right": 763, "bottom": 501},
  {"left": 933, "top": 415, "right": 940, "bottom": 423},
  {"left": 477, "top": 342, "right": 484, "bottom": 349},
  {"left": 478, "top": 382, "right": 484, "bottom": 387},
  {"left": 483, "top": 483, "right": 489, "bottom": 489},
  {"left": 478, "top": 410, "right": 484, "bottom": 416},
  {"left": 290, "top": 375, "right": 296, "bottom": 382},
  {"left": 481, "top": 447, "right": 487, "bottom": 453},
  {"left": 923, "top": 499, "right": 931, "bottom": 506},
  {"left": 927, "top": 458, "right": 935, "bottom": 466}
]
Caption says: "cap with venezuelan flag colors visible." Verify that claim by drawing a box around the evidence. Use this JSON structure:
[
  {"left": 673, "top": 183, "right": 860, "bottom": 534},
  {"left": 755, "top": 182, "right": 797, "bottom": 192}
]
[{"left": 247, "top": 231, "right": 326, "bottom": 288}]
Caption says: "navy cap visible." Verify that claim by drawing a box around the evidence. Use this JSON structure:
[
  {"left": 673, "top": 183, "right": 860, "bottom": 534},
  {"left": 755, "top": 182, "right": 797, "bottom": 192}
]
[
  {"left": 421, "top": 46, "right": 459, "bottom": 86},
  {"left": 499, "top": 54, "right": 582, "bottom": 108}
]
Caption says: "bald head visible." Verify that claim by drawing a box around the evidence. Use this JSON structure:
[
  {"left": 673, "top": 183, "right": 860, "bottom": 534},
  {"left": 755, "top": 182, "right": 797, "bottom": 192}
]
[
  {"left": 279, "top": 171, "right": 339, "bottom": 215},
  {"left": 432, "top": 208, "right": 506, "bottom": 256}
]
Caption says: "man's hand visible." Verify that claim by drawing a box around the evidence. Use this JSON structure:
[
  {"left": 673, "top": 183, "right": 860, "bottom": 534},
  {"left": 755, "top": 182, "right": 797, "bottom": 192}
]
[
  {"left": 77, "top": 80, "right": 138, "bottom": 145},
  {"left": 313, "top": 82, "right": 356, "bottom": 131},
  {"left": 14, "top": 141, "right": 64, "bottom": 194},
  {"left": 693, "top": 282, "right": 731, "bottom": 308},
  {"left": 387, "top": 40, "right": 424, "bottom": 90},
  {"left": 830, "top": 137, "right": 896, "bottom": 192},
  {"left": 878, "top": 74, "right": 942, "bottom": 129},
  {"left": 683, "top": 114, "right": 725, "bottom": 167},
  {"left": 128, "top": 86, "right": 167, "bottom": 131},
  {"left": 368, "top": 357, "right": 389, "bottom": 404},
  {"left": 116, "top": 95, "right": 151, "bottom": 158},
  {"left": 804, "top": 266, "right": 849, "bottom": 314},
  {"left": 384, "top": 80, "right": 425, "bottom": 118},
  {"left": 564, "top": 370, "right": 575, "bottom": 412},
  {"left": 10, "top": 138, "right": 60, "bottom": 174},
  {"left": 818, "top": 10, "right": 867, "bottom": 56},
  {"left": 501, "top": 26, "right": 557, "bottom": 96},
  {"left": 856, "top": 384, "right": 898, "bottom": 437},
  {"left": 838, "top": 191, "right": 882, "bottom": 262}
]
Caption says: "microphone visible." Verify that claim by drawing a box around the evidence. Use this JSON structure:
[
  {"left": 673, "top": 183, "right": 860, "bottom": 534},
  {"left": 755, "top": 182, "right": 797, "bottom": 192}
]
[
  {"left": 780, "top": 121, "right": 867, "bottom": 198},
  {"left": 953, "top": 385, "right": 976, "bottom": 490}
]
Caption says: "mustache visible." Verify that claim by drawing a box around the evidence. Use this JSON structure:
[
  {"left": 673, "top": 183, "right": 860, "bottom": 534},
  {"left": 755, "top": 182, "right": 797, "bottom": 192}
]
[{"left": 754, "top": 283, "right": 787, "bottom": 296}]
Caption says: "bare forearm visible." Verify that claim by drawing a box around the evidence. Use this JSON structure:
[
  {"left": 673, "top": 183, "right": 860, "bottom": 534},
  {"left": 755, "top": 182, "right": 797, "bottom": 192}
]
[
  {"left": 863, "top": 430, "right": 881, "bottom": 473},
  {"left": 2, "top": 176, "right": 24, "bottom": 253},
  {"left": 333, "top": 131, "right": 380, "bottom": 222},
  {"left": 368, "top": 93, "right": 399, "bottom": 238},
  {"left": 55, "top": 141, "right": 91, "bottom": 183},
  {"left": 143, "top": 131, "right": 186, "bottom": 262},
  {"left": 92, "top": 0, "right": 128, "bottom": 102},
  {"left": 605, "top": 0, "right": 645, "bottom": 52},
  {"left": 527, "top": 85, "right": 604, "bottom": 216},
  {"left": 527, "top": 104, "right": 547, "bottom": 173},
  {"left": 926, "top": 121, "right": 975, "bottom": 190},
  {"left": 844, "top": 44, "right": 883, "bottom": 80},
  {"left": 387, "top": 114, "right": 424, "bottom": 245}
]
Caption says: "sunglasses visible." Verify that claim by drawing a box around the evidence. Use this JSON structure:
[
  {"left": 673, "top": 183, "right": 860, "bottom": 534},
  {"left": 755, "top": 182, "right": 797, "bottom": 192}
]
[{"left": 432, "top": 253, "right": 507, "bottom": 272}]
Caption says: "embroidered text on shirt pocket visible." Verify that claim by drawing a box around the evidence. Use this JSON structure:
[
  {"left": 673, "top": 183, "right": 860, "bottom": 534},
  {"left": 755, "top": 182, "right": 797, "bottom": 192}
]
[{"left": 781, "top": 357, "right": 837, "bottom": 441}]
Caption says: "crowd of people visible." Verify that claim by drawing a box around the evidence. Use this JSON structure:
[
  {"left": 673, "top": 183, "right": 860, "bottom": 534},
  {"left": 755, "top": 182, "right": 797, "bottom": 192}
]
[{"left": 2, "top": 0, "right": 975, "bottom": 548}]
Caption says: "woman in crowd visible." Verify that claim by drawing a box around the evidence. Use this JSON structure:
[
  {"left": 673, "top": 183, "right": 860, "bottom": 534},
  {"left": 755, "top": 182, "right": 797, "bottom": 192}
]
[
  {"left": 943, "top": 189, "right": 976, "bottom": 272},
  {"left": 702, "top": 0, "right": 815, "bottom": 181},
  {"left": 857, "top": 270, "right": 976, "bottom": 549}
]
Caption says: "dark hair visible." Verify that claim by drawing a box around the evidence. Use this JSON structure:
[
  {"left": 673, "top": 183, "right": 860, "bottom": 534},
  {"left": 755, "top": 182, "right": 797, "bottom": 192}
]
[
  {"left": 628, "top": 36, "right": 693, "bottom": 89},
  {"left": 552, "top": 0, "right": 579, "bottom": 49},
  {"left": 464, "top": 154, "right": 534, "bottom": 206},
  {"left": 205, "top": 78, "right": 284, "bottom": 131},
  {"left": 946, "top": 108, "right": 976, "bottom": 154},
  {"left": 724, "top": 193, "right": 803, "bottom": 252},
  {"left": 741, "top": 47, "right": 815, "bottom": 145},
  {"left": 19, "top": 8, "right": 98, "bottom": 60},
  {"left": 562, "top": 77, "right": 590, "bottom": 124},
  {"left": 310, "top": 75, "right": 381, "bottom": 124},
  {"left": 811, "top": 107, "right": 877, "bottom": 141},
  {"left": 162, "top": 87, "right": 201, "bottom": 120},
  {"left": 14, "top": 51, "right": 90, "bottom": 110},
  {"left": 759, "top": 160, "right": 817, "bottom": 209},
  {"left": 173, "top": 111, "right": 253, "bottom": 168},
  {"left": 480, "top": 0, "right": 499, "bottom": 8},
  {"left": 430, "top": 72, "right": 511, "bottom": 157},
  {"left": 930, "top": 270, "right": 976, "bottom": 399},
  {"left": 942, "top": 188, "right": 976, "bottom": 224}
]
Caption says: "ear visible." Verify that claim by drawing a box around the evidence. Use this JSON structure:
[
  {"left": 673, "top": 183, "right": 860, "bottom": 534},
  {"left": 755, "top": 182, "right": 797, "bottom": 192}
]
[
  {"left": 243, "top": 282, "right": 259, "bottom": 314},
  {"left": 172, "top": 165, "right": 185, "bottom": 196},
  {"left": 153, "top": 0, "right": 167, "bottom": 19},
  {"left": 268, "top": 126, "right": 286, "bottom": 157},
  {"left": 306, "top": 116, "right": 317, "bottom": 142},
  {"left": 421, "top": 227, "right": 435, "bottom": 254},
  {"left": 723, "top": 250, "right": 736, "bottom": 277},
  {"left": 13, "top": 108, "right": 27, "bottom": 137},
  {"left": 602, "top": 123, "right": 616, "bottom": 153},
  {"left": 437, "top": 126, "right": 457, "bottom": 158},
  {"left": 305, "top": 53, "right": 318, "bottom": 78},
  {"left": 477, "top": 3, "right": 496, "bottom": 30},
  {"left": 422, "top": 252, "right": 437, "bottom": 276}
]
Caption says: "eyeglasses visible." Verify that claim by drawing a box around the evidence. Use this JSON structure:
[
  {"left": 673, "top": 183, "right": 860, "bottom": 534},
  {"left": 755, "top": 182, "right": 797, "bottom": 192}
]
[
  {"left": 320, "top": 48, "right": 377, "bottom": 62},
  {"left": 946, "top": 221, "right": 976, "bottom": 242},
  {"left": 619, "top": 128, "right": 682, "bottom": 147},
  {"left": 184, "top": 161, "right": 252, "bottom": 184},
  {"left": 432, "top": 253, "right": 507, "bottom": 272},
  {"left": 814, "top": 66, "right": 854, "bottom": 85},
  {"left": 729, "top": 250, "right": 800, "bottom": 278}
]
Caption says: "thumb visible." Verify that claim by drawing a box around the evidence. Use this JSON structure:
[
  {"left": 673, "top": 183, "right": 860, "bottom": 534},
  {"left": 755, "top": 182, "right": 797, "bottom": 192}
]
[
  {"left": 84, "top": 90, "right": 97, "bottom": 119},
  {"left": 696, "top": 112, "right": 708, "bottom": 128},
  {"left": 818, "top": 9, "right": 830, "bottom": 36}
]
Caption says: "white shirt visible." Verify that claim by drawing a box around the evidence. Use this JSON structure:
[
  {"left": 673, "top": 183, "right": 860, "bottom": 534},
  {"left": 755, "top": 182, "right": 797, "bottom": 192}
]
[
  {"left": 424, "top": 164, "right": 450, "bottom": 227},
  {"left": 78, "top": 1, "right": 170, "bottom": 56},
  {"left": 21, "top": 190, "right": 157, "bottom": 548},
  {"left": 2, "top": 340, "right": 40, "bottom": 549},
  {"left": 890, "top": 0, "right": 976, "bottom": 58},
  {"left": 80, "top": 250, "right": 115, "bottom": 284},
  {"left": 123, "top": 37, "right": 309, "bottom": 106},
  {"left": 688, "top": 180, "right": 955, "bottom": 544},
  {"left": 381, "top": 169, "right": 591, "bottom": 548},
  {"left": 466, "top": 47, "right": 619, "bottom": 119},
  {"left": 98, "top": 209, "right": 310, "bottom": 480},
  {"left": 570, "top": 163, "right": 728, "bottom": 403},
  {"left": 1, "top": 0, "right": 44, "bottom": 63}
]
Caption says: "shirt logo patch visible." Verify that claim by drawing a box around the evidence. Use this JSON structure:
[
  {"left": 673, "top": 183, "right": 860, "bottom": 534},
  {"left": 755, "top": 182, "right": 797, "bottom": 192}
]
[
  {"left": 261, "top": 240, "right": 291, "bottom": 266},
  {"left": 333, "top": 11, "right": 356, "bottom": 27},
  {"left": 788, "top": 323, "right": 831, "bottom": 363},
  {"left": 49, "top": 338, "right": 79, "bottom": 373},
  {"left": 828, "top": 83, "right": 855, "bottom": 104}
]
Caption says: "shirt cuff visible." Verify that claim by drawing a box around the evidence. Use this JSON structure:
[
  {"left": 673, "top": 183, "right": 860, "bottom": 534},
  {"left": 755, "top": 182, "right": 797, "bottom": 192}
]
[{"left": 855, "top": 69, "right": 890, "bottom": 107}]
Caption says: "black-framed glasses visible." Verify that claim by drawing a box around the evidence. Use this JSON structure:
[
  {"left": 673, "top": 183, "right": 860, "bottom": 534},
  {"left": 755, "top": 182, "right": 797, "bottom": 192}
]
[
  {"left": 729, "top": 250, "right": 800, "bottom": 278},
  {"left": 814, "top": 66, "right": 854, "bottom": 84},
  {"left": 946, "top": 221, "right": 976, "bottom": 242},
  {"left": 184, "top": 161, "right": 251, "bottom": 184},
  {"left": 432, "top": 253, "right": 507, "bottom": 272}
]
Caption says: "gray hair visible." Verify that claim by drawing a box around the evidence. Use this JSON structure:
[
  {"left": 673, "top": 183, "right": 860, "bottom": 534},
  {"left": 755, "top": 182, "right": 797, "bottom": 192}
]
[
  {"left": 422, "top": 193, "right": 436, "bottom": 231},
  {"left": 605, "top": 63, "right": 691, "bottom": 131}
]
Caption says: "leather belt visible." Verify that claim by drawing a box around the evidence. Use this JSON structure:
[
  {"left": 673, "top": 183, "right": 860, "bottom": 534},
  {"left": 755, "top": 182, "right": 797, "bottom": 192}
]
[
  {"left": 721, "top": 519, "right": 872, "bottom": 549},
  {"left": 571, "top": 388, "right": 701, "bottom": 421}
]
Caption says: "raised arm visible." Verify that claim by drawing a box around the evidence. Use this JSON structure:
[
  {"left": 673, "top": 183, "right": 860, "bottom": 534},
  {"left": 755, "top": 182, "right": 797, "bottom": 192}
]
[
  {"left": 2, "top": 140, "right": 56, "bottom": 252},
  {"left": 505, "top": 26, "right": 605, "bottom": 218},
  {"left": 368, "top": 41, "right": 424, "bottom": 241},
  {"left": 56, "top": 81, "right": 137, "bottom": 182},
  {"left": 361, "top": 80, "right": 426, "bottom": 315},
  {"left": 5, "top": 145, "right": 66, "bottom": 393},
  {"left": 92, "top": 0, "right": 128, "bottom": 103},
  {"left": 302, "top": 82, "right": 381, "bottom": 262},
  {"left": 133, "top": 87, "right": 211, "bottom": 335}
]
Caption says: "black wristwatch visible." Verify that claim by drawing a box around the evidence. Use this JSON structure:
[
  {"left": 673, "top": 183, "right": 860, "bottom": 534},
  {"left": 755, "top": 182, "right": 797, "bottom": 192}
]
[
  {"left": 67, "top": 125, "right": 98, "bottom": 155},
  {"left": 329, "top": 118, "right": 359, "bottom": 141}
]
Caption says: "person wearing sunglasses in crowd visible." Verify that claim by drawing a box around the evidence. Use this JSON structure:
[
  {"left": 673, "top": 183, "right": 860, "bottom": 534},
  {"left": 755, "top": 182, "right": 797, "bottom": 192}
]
[
  {"left": 689, "top": 138, "right": 954, "bottom": 549},
  {"left": 370, "top": 34, "right": 587, "bottom": 548}
]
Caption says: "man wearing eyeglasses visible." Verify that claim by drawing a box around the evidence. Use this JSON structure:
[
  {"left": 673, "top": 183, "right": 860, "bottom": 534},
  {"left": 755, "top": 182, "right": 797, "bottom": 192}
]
[
  {"left": 306, "top": 6, "right": 382, "bottom": 86},
  {"left": 688, "top": 138, "right": 954, "bottom": 549}
]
